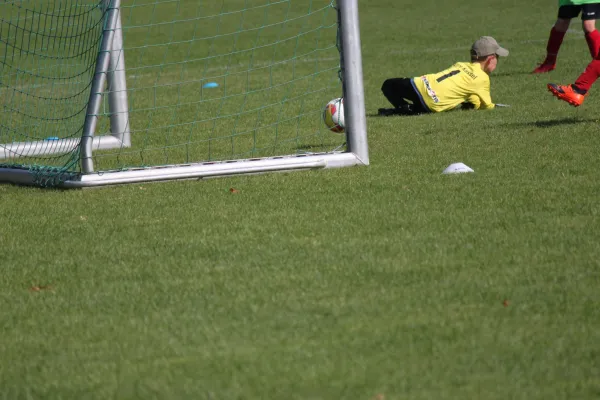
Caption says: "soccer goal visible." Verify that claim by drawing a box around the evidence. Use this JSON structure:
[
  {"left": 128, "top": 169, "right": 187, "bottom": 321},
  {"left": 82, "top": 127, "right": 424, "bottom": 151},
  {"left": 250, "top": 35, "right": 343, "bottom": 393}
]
[{"left": 0, "top": 0, "right": 368, "bottom": 188}]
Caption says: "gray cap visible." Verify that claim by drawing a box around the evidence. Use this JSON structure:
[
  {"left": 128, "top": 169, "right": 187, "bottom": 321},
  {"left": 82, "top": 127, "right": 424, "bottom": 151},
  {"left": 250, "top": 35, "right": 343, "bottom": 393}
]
[{"left": 471, "top": 36, "right": 509, "bottom": 57}]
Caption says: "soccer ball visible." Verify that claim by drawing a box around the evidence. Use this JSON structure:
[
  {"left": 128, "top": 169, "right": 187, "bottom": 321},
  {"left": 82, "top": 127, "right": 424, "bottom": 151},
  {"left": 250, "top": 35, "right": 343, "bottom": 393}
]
[{"left": 322, "top": 97, "right": 344, "bottom": 133}]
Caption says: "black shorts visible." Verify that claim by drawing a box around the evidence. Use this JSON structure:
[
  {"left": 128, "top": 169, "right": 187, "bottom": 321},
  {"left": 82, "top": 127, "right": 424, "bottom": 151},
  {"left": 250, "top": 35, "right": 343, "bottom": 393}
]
[
  {"left": 381, "top": 78, "right": 430, "bottom": 114},
  {"left": 558, "top": 4, "right": 600, "bottom": 20}
]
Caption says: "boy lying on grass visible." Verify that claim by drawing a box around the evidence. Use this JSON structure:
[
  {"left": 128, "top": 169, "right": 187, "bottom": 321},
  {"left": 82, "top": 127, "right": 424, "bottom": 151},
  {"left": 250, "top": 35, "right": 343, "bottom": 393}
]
[{"left": 378, "top": 36, "right": 509, "bottom": 116}]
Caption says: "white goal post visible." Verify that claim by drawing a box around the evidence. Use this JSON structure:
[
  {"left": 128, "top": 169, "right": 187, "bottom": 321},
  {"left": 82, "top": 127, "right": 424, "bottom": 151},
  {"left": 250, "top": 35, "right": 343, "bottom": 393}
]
[{"left": 0, "top": 0, "right": 368, "bottom": 188}]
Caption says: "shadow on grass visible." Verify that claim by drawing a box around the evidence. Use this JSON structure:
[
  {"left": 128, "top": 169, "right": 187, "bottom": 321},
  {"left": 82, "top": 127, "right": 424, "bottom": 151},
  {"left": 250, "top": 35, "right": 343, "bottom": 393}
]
[
  {"left": 492, "top": 70, "right": 536, "bottom": 77},
  {"left": 367, "top": 106, "right": 473, "bottom": 118},
  {"left": 367, "top": 112, "right": 418, "bottom": 118},
  {"left": 296, "top": 144, "right": 325, "bottom": 151},
  {"left": 512, "top": 117, "right": 599, "bottom": 128},
  {"left": 296, "top": 143, "right": 345, "bottom": 152}
]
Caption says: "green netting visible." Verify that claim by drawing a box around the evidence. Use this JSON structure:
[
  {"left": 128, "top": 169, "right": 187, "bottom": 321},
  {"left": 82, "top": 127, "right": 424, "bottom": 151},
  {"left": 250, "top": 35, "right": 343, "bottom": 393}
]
[
  {"left": 0, "top": 0, "right": 106, "bottom": 185},
  {"left": 94, "top": 0, "right": 344, "bottom": 171},
  {"left": 1, "top": 0, "right": 344, "bottom": 184}
]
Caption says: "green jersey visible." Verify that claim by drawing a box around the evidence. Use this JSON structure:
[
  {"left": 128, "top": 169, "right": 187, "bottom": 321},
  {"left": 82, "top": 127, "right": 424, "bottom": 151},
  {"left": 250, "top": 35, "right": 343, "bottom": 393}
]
[{"left": 559, "top": 0, "right": 599, "bottom": 6}]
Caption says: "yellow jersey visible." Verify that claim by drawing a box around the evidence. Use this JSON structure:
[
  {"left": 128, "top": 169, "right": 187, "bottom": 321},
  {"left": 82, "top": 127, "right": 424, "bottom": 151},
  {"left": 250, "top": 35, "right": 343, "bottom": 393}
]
[{"left": 411, "top": 62, "right": 494, "bottom": 113}]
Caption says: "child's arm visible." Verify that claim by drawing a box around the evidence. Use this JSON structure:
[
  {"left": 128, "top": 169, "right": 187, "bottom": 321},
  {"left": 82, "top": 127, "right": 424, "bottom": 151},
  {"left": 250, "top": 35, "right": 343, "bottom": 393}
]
[
  {"left": 471, "top": 80, "right": 495, "bottom": 110},
  {"left": 463, "top": 94, "right": 495, "bottom": 110},
  {"left": 465, "top": 95, "right": 482, "bottom": 109}
]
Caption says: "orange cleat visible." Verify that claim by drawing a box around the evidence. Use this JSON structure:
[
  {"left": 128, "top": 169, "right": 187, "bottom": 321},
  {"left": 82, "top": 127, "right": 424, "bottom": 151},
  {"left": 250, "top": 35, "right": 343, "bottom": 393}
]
[
  {"left": 547, "top": 83, "right": 586, "bottom": 107},
  {"left": 533, "top": 63, "right": 556, "bottom": 74}
]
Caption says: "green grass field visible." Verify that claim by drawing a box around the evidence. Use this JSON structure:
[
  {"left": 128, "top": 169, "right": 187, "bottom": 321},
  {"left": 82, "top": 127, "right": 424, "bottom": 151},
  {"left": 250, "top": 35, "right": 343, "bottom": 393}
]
[{"left": 2, "top": 0, "right": 600, "bottom": 398}]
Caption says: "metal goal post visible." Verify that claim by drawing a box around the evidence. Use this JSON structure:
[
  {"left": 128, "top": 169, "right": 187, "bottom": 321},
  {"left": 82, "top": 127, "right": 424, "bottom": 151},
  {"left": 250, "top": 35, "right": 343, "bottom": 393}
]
[{"left": 0, "top": 0, "right": 368, "bottom": 188}]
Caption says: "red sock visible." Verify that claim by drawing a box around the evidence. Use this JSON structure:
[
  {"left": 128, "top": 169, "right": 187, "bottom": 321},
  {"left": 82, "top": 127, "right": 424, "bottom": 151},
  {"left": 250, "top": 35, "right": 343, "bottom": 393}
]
[
  {"left": 574, "top": 59, "right": 600, "bottom": 92},
  {"left": 585, "top": 30, "right": 600, "bottom": 58},
  {"left": 545, "top": 27, "right": 566, "bottom": 64}
]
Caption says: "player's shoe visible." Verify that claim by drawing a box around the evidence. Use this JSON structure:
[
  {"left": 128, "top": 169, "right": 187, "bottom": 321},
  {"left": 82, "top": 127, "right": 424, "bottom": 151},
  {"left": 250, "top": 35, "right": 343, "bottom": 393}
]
[
  {"left": 533, "top": 63, "right": 556, "bottom": 74},
  {"left": 547, "top": 83, "right": 586, "bottom": 107}
]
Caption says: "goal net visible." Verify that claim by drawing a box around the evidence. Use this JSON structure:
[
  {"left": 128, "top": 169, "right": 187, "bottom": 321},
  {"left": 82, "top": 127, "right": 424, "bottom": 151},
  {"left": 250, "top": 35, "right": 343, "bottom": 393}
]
[
  {"left": 0, "top": 0, "right": 367, "bottom": 187},
  {"left": 0, "top": 0, "right": 105, "bottom": 183}
]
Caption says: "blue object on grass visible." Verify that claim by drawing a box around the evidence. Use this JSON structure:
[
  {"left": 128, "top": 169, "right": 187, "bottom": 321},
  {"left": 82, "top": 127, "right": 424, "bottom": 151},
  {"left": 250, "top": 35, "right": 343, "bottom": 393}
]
[
  {"left": 45, "top": 136, "right": 59, "bottom": 140},
  {"left": 202, "top": 82, "right": 219, "bottom": 89}
]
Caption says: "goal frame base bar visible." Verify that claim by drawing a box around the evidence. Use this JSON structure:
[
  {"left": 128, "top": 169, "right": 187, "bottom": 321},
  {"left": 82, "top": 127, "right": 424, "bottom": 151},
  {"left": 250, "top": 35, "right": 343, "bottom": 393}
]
[
  {"left": 0, "top": 135, "right": 128, "bottom": 160},
  {"left": 0, "top": 152, "right": 367, "bottom": 188}
]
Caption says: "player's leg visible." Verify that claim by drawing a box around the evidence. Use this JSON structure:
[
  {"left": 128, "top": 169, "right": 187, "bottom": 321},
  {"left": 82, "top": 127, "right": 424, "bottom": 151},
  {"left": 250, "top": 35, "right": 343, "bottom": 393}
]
[
  {"left": 533, "top": 6, "right": 577, "bottom": 73},
  {"left": 381, "top": 78, "right": 411, "bottom": 108},
  {"left": 547, "top": 57, "right": 600, "bottom": 107},
  {"left": 571, "top": 57, "right": 600, "bottom": 96},
  {"left": 380, "top": 78, "right": 428, "bottom": 115},
  {"left": 547, "top": 7, "right": 600, "bottom": 107},
  {"left": 582, "top": 4, "right": 600, "bottom": 57}
]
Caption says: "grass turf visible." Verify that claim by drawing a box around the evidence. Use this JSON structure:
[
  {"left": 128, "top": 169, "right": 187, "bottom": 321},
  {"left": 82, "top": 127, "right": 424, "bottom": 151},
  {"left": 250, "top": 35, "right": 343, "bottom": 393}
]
[{"left": 2, "top": 0, "right": 600, "bottom": 398}]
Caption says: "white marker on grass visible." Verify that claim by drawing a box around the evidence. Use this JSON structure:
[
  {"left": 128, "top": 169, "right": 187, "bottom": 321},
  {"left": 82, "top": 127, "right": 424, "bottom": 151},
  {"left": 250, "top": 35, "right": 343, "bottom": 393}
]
[{"left": 443, "top": 162, "right": 474, "bottom": 174}]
